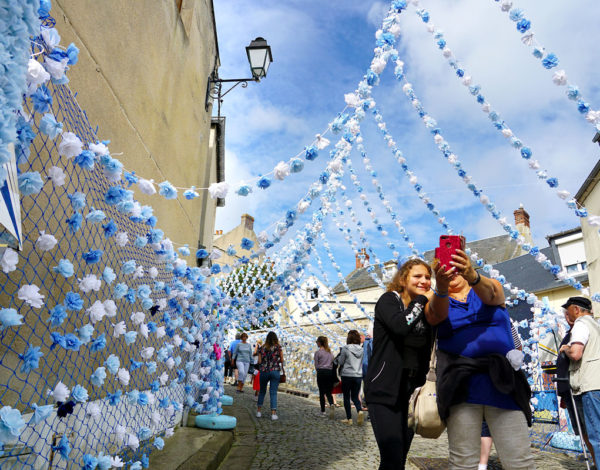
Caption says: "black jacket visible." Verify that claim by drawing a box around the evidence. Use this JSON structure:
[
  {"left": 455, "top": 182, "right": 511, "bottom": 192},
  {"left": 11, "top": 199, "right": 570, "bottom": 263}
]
[
  {"left": 364, "top": 292, "right": 431, "bottom": 406},
  {"left": 436, "top": 351, "right": 532, "bottom": 426}
]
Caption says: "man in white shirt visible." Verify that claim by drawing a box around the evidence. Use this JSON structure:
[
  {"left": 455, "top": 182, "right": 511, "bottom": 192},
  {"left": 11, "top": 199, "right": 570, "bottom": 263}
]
[{"left": 559, "top": 296, "right": 599, "bottom": 466}]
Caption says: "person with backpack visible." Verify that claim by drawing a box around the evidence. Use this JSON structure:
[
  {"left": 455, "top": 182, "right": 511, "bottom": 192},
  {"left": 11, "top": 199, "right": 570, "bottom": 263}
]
[{"left": 314, "top": 336, "right": 335, "bottom": 419}]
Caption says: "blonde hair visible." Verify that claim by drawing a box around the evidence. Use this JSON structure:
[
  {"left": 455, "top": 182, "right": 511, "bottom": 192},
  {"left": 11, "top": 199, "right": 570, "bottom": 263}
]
[
  {"left": 387, "top": 259, "right": 432, "bottom": 293},
  {"left": 316, "top": 336, "right": 330, "bottom": 352}
]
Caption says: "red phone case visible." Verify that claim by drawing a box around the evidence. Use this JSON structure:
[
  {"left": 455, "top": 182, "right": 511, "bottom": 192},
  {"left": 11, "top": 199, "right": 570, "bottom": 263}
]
[{"left": 434, "top": 235, "right": 465, "bottom": 271}]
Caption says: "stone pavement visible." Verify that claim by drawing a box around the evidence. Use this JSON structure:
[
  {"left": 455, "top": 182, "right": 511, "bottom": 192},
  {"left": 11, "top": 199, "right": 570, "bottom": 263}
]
[{"left": 223, "top": 383, "right": 586, "bottom": 470}]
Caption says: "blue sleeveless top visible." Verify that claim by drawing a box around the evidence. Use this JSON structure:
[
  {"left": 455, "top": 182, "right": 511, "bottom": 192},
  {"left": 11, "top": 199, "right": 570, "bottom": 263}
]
[{"left": 437, "top": 289, "right": 519, "bottom": 410}]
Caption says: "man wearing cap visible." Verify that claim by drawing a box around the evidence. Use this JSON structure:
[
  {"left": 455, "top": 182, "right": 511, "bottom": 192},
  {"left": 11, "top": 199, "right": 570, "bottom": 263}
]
[{"left": 559, "top": 296, "right": 600, "bottom": 465}]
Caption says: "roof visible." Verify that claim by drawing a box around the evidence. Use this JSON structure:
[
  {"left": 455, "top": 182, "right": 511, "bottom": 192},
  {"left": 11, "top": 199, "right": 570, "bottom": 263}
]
[
  {"left": 333, "top": 264, "right": 384, "bottom": 294},
  {"left": 574, "top": 158, "right": 600, "bottom": 204},
  {"left": 491, "top": 247, "right": 588, "bottom": 294},
  {"left": 546, "top": 226, "right": 581, "bottom": 242}
]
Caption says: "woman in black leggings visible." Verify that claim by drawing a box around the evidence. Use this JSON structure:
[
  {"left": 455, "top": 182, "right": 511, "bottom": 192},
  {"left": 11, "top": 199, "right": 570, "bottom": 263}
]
[
  {"left": 314, "top": 336, "right": 335, "bottom": 418},
  {"left": 365, "top": 258, "right": 450, "bottom": 469}
]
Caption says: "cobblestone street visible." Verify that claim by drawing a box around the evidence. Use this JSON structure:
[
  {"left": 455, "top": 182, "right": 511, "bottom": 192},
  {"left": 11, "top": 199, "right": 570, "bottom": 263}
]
[{"left": 225, "top": 384, "right": 586, "bottom": 470}]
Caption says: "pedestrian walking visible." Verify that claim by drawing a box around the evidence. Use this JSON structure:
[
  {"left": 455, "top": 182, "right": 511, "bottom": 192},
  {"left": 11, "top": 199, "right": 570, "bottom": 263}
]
[
  {"left": 233, "top": 333, "right": 252, "bottom": 393},
  {"left": 314, "top": 336, "right": 335, "bottom": 418},
  {"left": 256, "top": 331, "right": 284, "bottom": 421},
  {"left": 436, "top": 248, "right": 535, "bottom": 470},
  {"left": 365, "top": 258, "right": 451, "bottom": 470},
  {"left": 252, "top": 339, "right": 263, "bottom": 400},
  {"left": 229, "top": 333, "right": 241, "bottom": 385},
  {"left": 337, "top": 330, "right": 365, "bottom": 425}
]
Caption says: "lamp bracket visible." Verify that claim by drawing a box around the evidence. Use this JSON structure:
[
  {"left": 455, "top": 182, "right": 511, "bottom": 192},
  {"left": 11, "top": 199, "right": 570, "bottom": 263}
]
[{"left": 205, "top": 75, "right": 259, "bottom": 117}]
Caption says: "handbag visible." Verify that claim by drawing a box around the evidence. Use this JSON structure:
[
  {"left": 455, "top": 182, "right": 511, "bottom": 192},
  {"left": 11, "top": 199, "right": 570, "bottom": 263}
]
[
  {"left": 279, "top": 365, "right": 286, "bottom": 384},
  {"left": 407, "top": 335, "right": 446, "bottom": 439}
]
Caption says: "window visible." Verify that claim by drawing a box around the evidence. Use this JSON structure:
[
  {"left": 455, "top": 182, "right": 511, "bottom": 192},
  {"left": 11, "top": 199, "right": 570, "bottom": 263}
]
[
  {"left": 310, "top": 287, "right": 319, "bottom": 299},
  {"left": 581, "top": 262, "right": 587, "bottom": 271},
  {"left": 566, "top": 264, "right": 579, "bottom": 273}
]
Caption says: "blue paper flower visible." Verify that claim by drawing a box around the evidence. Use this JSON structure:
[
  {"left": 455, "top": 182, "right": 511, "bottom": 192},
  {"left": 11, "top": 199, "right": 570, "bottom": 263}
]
[
  {"left": 509, "top": 8, "right": 524, "bottom": 21},
  {"left": 154, "top": 437, "right": 165, "bottom": 450},
  {"left": 47, "top": 305, "right": 68, "bottom": 330},
  {"left": 31, "top": 85, "right": 52, "bottom": 113},
  {"left": 257, "top": 176, "right": 271, "bottom": 189},
  {"left": 113, "top": 283, "right": 128, "bottom": 299},
  {"left": 105, "top": 354, "right": 120, "bottom": 374},
  {"left": 68, "top": 192, "right": 86, "bottom": 212},
  {"left": 39, "top": 113, "right": 63, "bottom": 139},
  {"left": 546, "top": 177, "right": 559, "bottom": 188},
  {"left": 542, "top": 53, "right": 559, "bottom": 69},
  {"left": 147, "top": 228, "right": 164, "bottom": 244},
  {"left": 19, "top": 345, "right": 43, "bottom": 374},
  {"left": 126, "top": 390, "right": 139, "bottom": 404},
  {"left": 146, "top": 361, "right": 157, "bottom": 374},
  {"left": 183, "top": 187, "right": 199, "bottom": 199},
  {"left": 18, "top": 172, "right": 44, "bottom": 196},
  {"left": 86, "top": 209, "right": 106, "bottom": 223},
  {"left": 159, "top": 181, "right": 177, "bottom": 199},
  {"left": 578, "top": 100, "right": 590, "bottom": 114},
  {"left": 138, "top": 427, "right": 152, "bottom": 440},
  {"left": 210, "top": 264, "right": 221, "bottom": 275},
  {"left": 0, "top": 308, "right": 23, "bottom": 330},
  {"left": 82, "top": 250, "right": 103, "bottom": 264},
  {"left": 104, "top": 186, "right": 126, "bottom": 206},
  {"left": 102, "top": 219, "right": 117, "bottom": 239},
  {"left": 101, "top": 267, "right": 116, "bottom": 284},
  {"left": 64, "top": 333, "right": 81, "bottom": 351},
  {"left": 71, "top": 384, "right": 88, "bottom": 403},
  {"left": 31, "top": 403, "right": 53, "bottom": 424},
  {"left": 74, "top": 150, "right": 95, "bottom": 170},
  {"left": 90, "top": 333, "right": 106, "bottom": 352},
  {"left": 101, "top": 156, "right": 123, "bottom": 180},
  {"left": 52, "top": 434, "right": 70, "bottom": 460},
  {"left": 241, "top": 237, "right": 254, "bottom": 250},
  {"left": 90, "top": 367, "right": 107, "bottom": 387},
  {"left": 124, "top": 331, "right": 137, "bottom": 345},
  {"left": 52, "top": 259, "right": 74, "bottom": 278},
  {"left": 304, "top": 145, "right": 318, "bottom": 161},
  {"left": 66, "top": 43, "right": 79, "bottom": 65},
  {"left": 516, "top": 18, "right": 531, "bottom": 33},
  {"left": 38, "top": 0, "right": 52, "bottom": 17},
  {"left": 78, "top": 323, "right": 94, "bottom": 344},
  {"left": 64, "top": 291, "right": 84, "bottom": 311},
  {"left": 0, "top": 406, "right": 25, "bottom": 443},
  {"left": 97, "top": 454, "right": 112, "bottom": 470},
  {"left": 137, "top": 284, "right": 151, "bottom": 298},
  {"left": 196, "top": 249, "right": 208, "bottom": 259},
  {"left": 130, "top": 462, "right": 142, "bottom": 470},
  {"left": 125, "top": 288, "right": 136, "bottom": 303},
  {"left": 82, "top": 454, "right": 98, "bottom": 470},
  {"left": 289, "top": 158, "right": 304, "bottom": 173},
  {"left": 236, "top": 184, "right": 251, "bottom": 196},
  {"left": 124, "top": 170, "right": 138, "bottom": 187},
  {"left": 141, "top": 454, "right": 149, "bottom": 468},
  {"left": 66, "top": 212, "right": 83, "bottom": 234}
]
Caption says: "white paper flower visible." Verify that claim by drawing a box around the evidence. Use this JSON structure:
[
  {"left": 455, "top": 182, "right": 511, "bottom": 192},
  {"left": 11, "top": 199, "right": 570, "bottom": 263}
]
[
  {"left": 137, "top": 178, "right": 156, "bottom": 195},
  {"left": 87, "top": 300, "right": 106, "bottom": 325},
  {"left": 139, "top": 323, "right": 149, "bottom": 339},
  {"left": 126, "top": 433, "right": 139, "bottom": 451},
  {"left": 44, "top": 57, "right": 68, "bottom": 80},
  {"left": 297, "top": 200, "right": 310, "bottom": 214},
  {"left": 315, "top": 134, "right": 330, "bottom": 150},
  {"left": 41, "top": 28, "right": 61, "bottom": 48},
  {"left": 115, "top": 231, "right": 129, "bottom": 247},
  {"left": 156, "top": 326, "right": 166, "bottom": 338},
  {"left": 165, "top": 428, "right": 174, "bottom": 438},
  {"left": 114, "top": 425, "right": 126, "bottom": 444},
  {"left": 132, "top": 266, "right": 144, "bottom": 280},
  {"left": 86, "top": 402, "right": 101, "bottom": 420},
  {"left": 159, "top": 372, "right": 169, "bottom": 385},
  {"left": 552, "top": 70, "right": 567, "bottom": 86},
  {"left": 528, "top": 160, "right": 540, "bottom": 170},
  {"left": 344, "top": 93, "right": 361, "bottom": 108},
  {"left": 151, "top": 410, "right": 161, "bottom": 427},
  {"left": 58, "top": 132, "right": 83, "bottom": 159},
  {"left": 273, "top": 161, "right": 290, "bottom": 181},
  {"left": 111, "top": 456, "right": 124, "bottom": 468},
  {"left": 116, "top": 368, "right": 130, "bottom": 387},
  {"left": 165, "top": 357, "right": 175, "bottom": 370},
  {"left": 370, "top": 56, "right": 387, "bottom": 74},
  {"left": 1, "top": 248, "right": 18, "bottom": 273},
  {"left": 47, "top": 166, "right": 66, "bottom": 186},
  {"left": 18, "top": 284, "right": 44, "bottom": 308},
  {"left": 208, "top": 181, "right": 229, "bottom": 199},
  {"left": 149, "top": 266, "right": 158, "bottom": 279},
  {"left": 557, "top": 190, "right": 570, "bottom": 200},
  {"left": 79, "top": 274, "right": 101, "bottom": 293},
  {"left": 27, "top": 59, "right": 50, "bottom": 89},
  {"left": 102, "top": 299, "right": 117, "bottom": 318},
  {"left": 521, "top": 33, "right": 534, "bottom": 46},
  {"left": 89, "top": 142, "right": 109, "bottom": 156},
  {"left": 50, "top": 381, "right": 70, "bottom": 402},
  {"left": 112, "top": 321, "right": 126, "bottom": 338},
  {"left": 157, "top": 298, "right": 167, "bottom": 310},
  {"left": 140, "top": 347, "right": 154, "bottom": 360},
  {"left": 130, "top": 311, "right": 145, "bottom": 325}
]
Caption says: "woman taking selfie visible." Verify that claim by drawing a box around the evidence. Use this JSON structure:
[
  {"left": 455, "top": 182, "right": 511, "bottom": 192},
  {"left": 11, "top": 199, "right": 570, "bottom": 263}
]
[
  {"left": 365, "top": 258, "right": 452, "bottom": 469},
  {"left": 436, "top": 249, "right": 534, "bottom": 470}
]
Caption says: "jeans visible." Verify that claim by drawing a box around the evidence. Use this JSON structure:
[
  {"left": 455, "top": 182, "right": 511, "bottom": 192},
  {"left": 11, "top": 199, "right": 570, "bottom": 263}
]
[
  {"left": 446, "top": 403, "right": 534, "bottom": 470},
  {"left": 258, "top": 370, "right": 280, "bottom": 410},
  {"left": 341, "top": 376, "right": 362, "bottom": 419},
  {"left": 316, "top": 369, "right": 334, "bottom": 412},
  {"left": 582, "top": 390, "right": 600, "bottom": 467}
]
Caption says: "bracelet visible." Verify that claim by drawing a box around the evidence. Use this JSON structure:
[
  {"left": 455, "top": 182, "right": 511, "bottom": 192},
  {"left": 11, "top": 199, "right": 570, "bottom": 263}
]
[
  {"left": 468, "top": 271, "right": 481, "bottom": 286},
  {"left": 433, "top": 289, "right": 448, "bottom": 298}
]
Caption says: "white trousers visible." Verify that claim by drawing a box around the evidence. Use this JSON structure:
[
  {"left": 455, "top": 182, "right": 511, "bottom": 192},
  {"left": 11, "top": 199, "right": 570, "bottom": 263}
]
[
  {"left": 237, "top": 361, "right": 250, "bottom": 383},
  {"left": 446, "top": 403, "right": 535, "bottom": 470}
]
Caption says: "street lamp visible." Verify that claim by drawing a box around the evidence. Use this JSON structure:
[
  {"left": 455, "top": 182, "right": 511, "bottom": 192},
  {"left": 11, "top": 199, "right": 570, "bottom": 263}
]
[{"left": 206, "top": 37, "right": 273, "bottom": 117}]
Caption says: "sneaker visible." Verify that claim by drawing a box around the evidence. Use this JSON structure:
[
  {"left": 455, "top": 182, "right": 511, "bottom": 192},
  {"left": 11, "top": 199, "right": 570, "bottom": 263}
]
[
  {"left": 271, "top": 414, "right": 278, "bottom": 421},
  {"left": 320, "top": 411, "right": 327, "bottom": 417},
  {"left": 256, "top": 411, "right": 261, "bottom": 418},
  {"left": 328, "top": 405, "right": 335, "bottom": 420},
  {"left": 341, "top": 418, "right": 352, "bottom": 425},
  {"left": 357, "top": 411, "right": 365, "bottom": 426}
]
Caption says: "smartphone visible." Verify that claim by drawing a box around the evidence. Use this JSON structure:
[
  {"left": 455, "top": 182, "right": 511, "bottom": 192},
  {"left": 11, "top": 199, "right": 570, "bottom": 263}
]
[{"left": 434, "top": 235, "right": 466, "bottom": 271}]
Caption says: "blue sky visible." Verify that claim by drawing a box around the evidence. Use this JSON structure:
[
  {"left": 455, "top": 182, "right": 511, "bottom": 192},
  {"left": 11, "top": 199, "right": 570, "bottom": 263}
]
[{"left": 213, "top": 0, "right": 600, "bottom": 281}]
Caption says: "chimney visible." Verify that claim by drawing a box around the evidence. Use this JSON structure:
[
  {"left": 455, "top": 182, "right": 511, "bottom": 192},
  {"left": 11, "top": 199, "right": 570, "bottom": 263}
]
[
  {"left": 513, "top": 204, "right": 533, "bottom": 245},
  {"left": 241, "top": 213, "right": 254, "bottom": 231},
  {"left": 355, "top": 248, "right": 370, "bottom": 269}
]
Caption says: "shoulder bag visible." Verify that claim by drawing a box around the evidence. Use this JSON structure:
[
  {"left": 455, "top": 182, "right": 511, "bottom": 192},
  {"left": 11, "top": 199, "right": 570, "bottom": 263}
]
[
  {"left": 407, "top": 335, "right": 446, "bottom": 439},
  {"left": 278, "top": 346, "right": 286, "bottom": 383}
]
